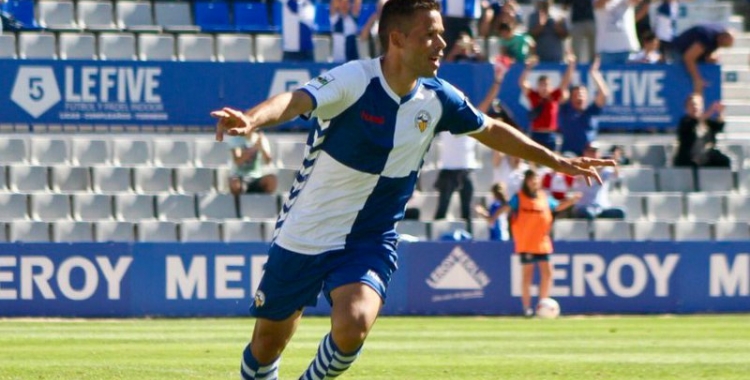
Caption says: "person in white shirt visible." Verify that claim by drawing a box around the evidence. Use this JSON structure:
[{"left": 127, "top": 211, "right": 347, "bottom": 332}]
[
  {"left": 572, "top": 143, "right": 625, "bottom": 219},
  {"left": 594, "top": 0, "right": 641, "bottom": 64},
  {"left": 433, "top": 132, "right": 480, "bottom": 233},
  {"left": 628, "top": 30, "right": 662, "bottom": 63},
  {"left": 281, "top": 0, "right": 316, "bottom": 61},
  {"left": 331, "top": 0, "right": 361, "bottom": 62}
]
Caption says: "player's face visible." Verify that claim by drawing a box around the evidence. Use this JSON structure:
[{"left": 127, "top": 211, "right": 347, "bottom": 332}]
[{"left": 402, "top": 9, "right": 446, "bottom": 78}]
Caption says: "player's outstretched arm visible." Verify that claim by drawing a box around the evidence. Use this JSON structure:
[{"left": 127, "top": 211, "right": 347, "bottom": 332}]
[
  {"left": 472, "top": 119, "right": 616, "bottom": 185},
  {"left": 211, "top": 90, "right": 315, "bottom": 142}
]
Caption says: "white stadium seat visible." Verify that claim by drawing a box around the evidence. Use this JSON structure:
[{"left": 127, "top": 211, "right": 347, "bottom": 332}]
[
  {"left": 59, "top": 32, "right": 96, "bottom": 59},
  {"left": 216, "top": 34, "right": 255, "bottom": 62}
]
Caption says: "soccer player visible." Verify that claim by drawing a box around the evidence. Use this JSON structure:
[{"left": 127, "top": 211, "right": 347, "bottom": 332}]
[{"left": 211, "top": 0, "right": 614, "bottom": 378}]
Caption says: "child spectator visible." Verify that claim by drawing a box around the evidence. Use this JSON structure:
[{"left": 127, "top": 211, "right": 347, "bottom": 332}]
[
  {"left": 474, "top": 182, "right": 511, "bottom": 241},
  {"left": 629, "top": 31, "right": 662, "bottom": 63},
  {"left": 497, "top": 22, "right": 535, "bottom": 63}
]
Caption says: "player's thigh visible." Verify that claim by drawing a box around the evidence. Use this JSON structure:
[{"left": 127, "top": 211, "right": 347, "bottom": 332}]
[{"left": 330, "top": 283, "right": 382, "bottom": 333}]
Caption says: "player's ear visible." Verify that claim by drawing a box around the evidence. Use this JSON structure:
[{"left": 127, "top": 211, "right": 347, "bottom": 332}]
[{"left": 390, "top": 29, "right": 405, "bottom": 50}]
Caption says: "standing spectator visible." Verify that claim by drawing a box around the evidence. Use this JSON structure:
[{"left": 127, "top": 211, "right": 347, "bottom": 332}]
[
  {"left": 653, "top": 0, "right": 680, "bottom": 61},
  {"left": 562, "top": 0, "right": 597, "bottom": 62},
  {"left": 331, "top": 0, "right": 361, "bottom": 62},
  {"left": 446, "top": 31, "right": 486, "bottom": 62},
  {"left": 594, "top": 0, "right": 640, "bottom": 64},
  {"left": 559, "top": 56, "right": 609, "bottom": 156},
  {"left": 628, "top": 31, "right": 662, "bottom": 63},
  {"left": 528, "top": 0, "right": 568, "bottom": 63},
  {"left": 497, "top": 22, "right": 535, "bottom": 62},
  {"left": 634, "top": 0, "right": 652, "bottom": 45},
  {"left": 433, "top": 131, "right": 480, "bottom": 234},
  {"left": 673, "top": 94, "right": 730, "bottom": 168},
  {"left": 519, "top": 54, "right": 576, "bottom": 151},
  {"left": 228, "top": 132, "right": 278, "bottom": 196},
  {"left": 442, "top": 0, "right": 482, "bottom": 55},
  {"left": 572, "top": 144, "right": 625, "bottom": 220},
  {"left": 281, "top": 0, "right": 316, "bottom": 62},
  {"left": 359, "top": 0, "right": 388, "bottom": 56},
  {"left": 672, "top": 24, "right": 734, "bottom": 95},
  {"left": 474, "top": 182, "right": 511, "bottom": 241},
  {"left": 480, "top": 0, "right": 522, "bottom": 37}
]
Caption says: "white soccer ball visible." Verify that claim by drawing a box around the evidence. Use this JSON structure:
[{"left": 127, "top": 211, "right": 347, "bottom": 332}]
[{"left": 536, "top": 298, "right": 561, "bottom": 319}]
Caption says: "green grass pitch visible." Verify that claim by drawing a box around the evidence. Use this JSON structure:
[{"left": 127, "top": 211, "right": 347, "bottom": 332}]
[{"left": 1, "top": 315, "right": 749, "bottom": 379}]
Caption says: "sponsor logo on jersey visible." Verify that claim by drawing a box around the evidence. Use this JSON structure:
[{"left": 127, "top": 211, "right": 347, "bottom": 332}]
[
  {"left": 415, "top": 110, "right": 431, "bottom": 132},
  {"left": 309, "top": 73, "right": 335, "bottom": 90}
]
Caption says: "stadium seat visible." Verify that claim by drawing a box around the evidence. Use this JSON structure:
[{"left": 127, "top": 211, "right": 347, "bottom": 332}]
[
  {"left": 431, "top": 220, "right": 469, "bottom": 239},
  {"left": 138, "top": 34, "right": 175, "bottom": 61},
  {"left": 3, "top": 0, "right": 41, "bottom": 30},
  {"left": 216, "top": 34, "right": 255, "bottom": 62},
  {"left": 153, "top": 140, "right": 192, "bottom": 167},
  {"left": 77, "top": 0, "right": 118, "bottom": 31},
  {"left": 552, "top": 219, "right": 591, "bottom": 241},
  {"left": 725, "top": 193, "right": 750, "bottom": 221},
  {"left": 234, "top": 2, "right": 277, "bottom": 33},
  {"left": 618, "top": 167, "right": 656, "bottom": 193},
  {"left": 113, "top": 139, "right": 151, "bottom": 166},
  {"left": 95, "top": 221, "right": 136, "bottom": 242},
  {"left": 469, "top": 220, "right": 491, "bottom": 241},
  {"left": 632, "top": 221, "right": 672, "bottom": 241},
  {"left": 177, "top": 34, "right": 215, "bottom": 62},
  {"left": 313, "top": 35, "right": 332, "bottom": 63},
  {"left": 314, "top": 2, "right": 331, "bottom": 33},
  {"left": 18, "top": 32, "right": 57, "bottom": 59},
  {"left": 410, "top": 192, "right": 439, "bottom": 221},
  {"left": 240, "top": 194, "right": 279, "bottom": 220},
  {"left": 418, "top": 169, "right": 439, "bottom": 192},
  {"left": 175, "top": 167, "right": 215, "bottom": 194},
  {"left": 198, "top": 193, "right": 237, "bottom": 220},
  {"left": 9, "top": 165, "right": 49, "bottom": 192},
  {"left": 194, "top": 140, "right": 230, "bottom": 167},
  {"left": 0, "top": 194, "right": 29, "bottom": 221},
  {"left": 657, "top": 168, "right": 695, "bottom": 192},
  {"left": 115, "top": 194, "right": 155, "bottom": 221},
  {"left": 646, "top": 193, "right": 684, "bottom": 221},
  {"left": 255, "top": 35, "right": 283, "bottom": 62},
  {"left": 98, "top": 33, "right": 137, "bottom": 60},
  {"left": 275, "top": 141, "right": 307, "bottom": 168},
  {"left": 714, "top": 221, "right": 750, "bottom": 241},
  {"left": 737, "top": 168, "right": 750, "bottom": 194},
  {"left": 51, "top": 166, "right": 90, "bottom": 192},
  {"left": 116, "top": 0, "right": 161, "bottom": 31},
  {"left": 92, "top": 167, "right": 132, "bottom": 193},
  {"left": 154, "top": 2, "right": 200, "bottom": 32},
  {"left": 137, "top": 221, "right": 178, "bottom": 242},
  {"left": 30, "top": 138, "right": 69, "bottom": 165},
  {"left": 58, "top": 32, "right": 96, "bottom": 60},
  {"left": 397, "top": 220, "right": 431, "bottom": 241},
  {"left": 608, "top": 193, "right": 645, "bottom": 221},
  {"left": 0, "top": 34, "right": 18, "bottom": 58},
  {"left": 38, "top": 0, "right": 79, "bottom": 31},
  {"left": 52, "top": 221, "right": 94, "bottom": 242},
  {"left": 71, "top": 139, "right": 110, "bottom": 166},
  {"left": 0, "top": 167, "right": 7, "bottom": 191},
  {"left": 30, "top": 193, "right": 72, "bottom": 221},
  {"left": 72, "top": 194, "right": 113, "bottom": 221},
  {"left": 685, "top": 193, "right": 724, "bottom": 221},
  {"left": 222, "top": 220, "right": 265, "bottom": 242},
  {"left": 0, "top": 223, "right": 7, "bottom": 242},
  {"left": 592, "top": 220, "right": 633, "bottom": 241},
  {"left": 134, "top": 167, "right": 174, "bottom": 193},
  {"left": 194, "top": 1, "right": 233, "bottom": 32},
  {"left": 156, "top": 194, "right": 196, "bottom": 221},
  {"left": 0, "top": 138, "right": 28, "bottom": 164},
  {"left": 180, "top": 220, "right": 221, "bottom": 242},
  {"left": 631, "top": 144, "right": 668, "bottom": 167},
  {"left": 673, "top": 221, "right": 712, "bottom": 241},
  {"left": 696, "top": 168, "right": 735, "bottom": 192},
  {"left": 9, "top": 221, "right": 50, "bottom": 242},
  {"left": 215, "top": 167, "right": 232, "bottom": 194}
]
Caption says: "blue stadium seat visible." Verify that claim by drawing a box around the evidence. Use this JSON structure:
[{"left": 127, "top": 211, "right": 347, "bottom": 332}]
[
  {"left": 194, "top": 1, "right": 233, "bottom": 32},
  {"left": 234, "top": 2, "right": 278, "bottom": 33},
  {"left": 2, "top": 0, "right": 41, "bottom": 30},
  {"left": 314, "top": 2, "right": 330, "bottom": 33}
]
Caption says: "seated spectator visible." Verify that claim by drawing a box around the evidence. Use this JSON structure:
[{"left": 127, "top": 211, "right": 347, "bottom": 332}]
[
  {"left": 672, "top": 24, "right": 734, "bottom": 94},
  {"left": 474, "top": 182, "right": 511, "bottom": 241},
  {"left": 527, "top": 0, "right": 568, "bottom": 63},
  {"left": 604, "top": 145, "right": 631, "bottom": 165},
  {"left": 228, "top": 132, "right": 278, "bottom": 195},
  {"left": 497, "top": 22, "right": 535, "bottom": 63},
  {"left": 653, "top": 0, "right": 680, "bottom": 61},
  {"left": 572, "top": 143, "right": 625, "bottom": 220},
  {"left": 330, "top": 0, "right": 361, "bottom": 63},
  {"left": 673, "top": 94, "right": 730, "bottom": 168},
  {"left": 446, "top": 31, "right": 486, "bottom": 63},
  {"left": 559, "top": 56, "right": 609, "bottom": 156},
  {"left": 629, "top": 31, "right": 662, "bottom": 63}
]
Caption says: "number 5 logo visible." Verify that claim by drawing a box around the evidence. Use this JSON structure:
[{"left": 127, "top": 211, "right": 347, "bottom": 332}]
[{"left": 11, "top": 67, "right": 61, "bottom": 118}]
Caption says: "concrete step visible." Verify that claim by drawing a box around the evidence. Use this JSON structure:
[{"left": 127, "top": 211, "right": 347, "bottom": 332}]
[
  {"left": 723, "top": 85, "right": 748, "bottom": 99},
  {"left": 718, "top": 49, "right": 749, "bottom": 65},
  {"left": 723, "top": 101, "right": 750, "bottom": 117},
  {"left": 728, "top": 15, "right": 744, "bottom": 31},
  {"left": 723, "top": 116, "right": 750, "bottom": 134},
  {"left": 734, "top": 36, "right": 750, "bottom": 49}
]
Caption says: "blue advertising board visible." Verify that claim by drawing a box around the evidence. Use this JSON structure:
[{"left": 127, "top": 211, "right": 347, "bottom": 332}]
[
  {"left": 0, "top": 241, "right": 748, "bottom": 317},
  {"left": 0, "top": 60, "right": 720, "bottom": 131}
]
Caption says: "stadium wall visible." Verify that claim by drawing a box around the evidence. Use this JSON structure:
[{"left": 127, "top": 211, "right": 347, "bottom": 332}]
[
  {"left": 0, "top": 61, "right": 721, "bottom": 132},
  {"left": 1, "top": 242, "right": 748, "bottom": 317}
]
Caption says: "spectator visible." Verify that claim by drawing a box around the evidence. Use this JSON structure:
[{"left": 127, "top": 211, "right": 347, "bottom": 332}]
[
  {"left": 480, "top": 0, "right": 523, "bottom": 37},
  {"left": 474, "top": 182, "right": 511, "bottom": 241},
  {"left": 441, "top": 0, "right": 482, "bottom": 55},
  {"left": 497, "top": 22, "right": 535, "bottom": 63},
  {"left": 493, "top": 152, "right": 529, "bottom": 197},
  {"left": 634, "top": 0, "right": 652, "bottom": 45},
  {"left": 446, "top": 31, "right": 486, "bottom": 63},
  {"left": 281, "top": 0, "right": 316, "bottom": 62},
  {"left": 359, "top": 0, "right": 388, "bottom": 56},
  {"left": 519, "top": 54, "right": 575, "bottom": 151},
  {"left": 673, "top": 94, "right": 730, "bottom": 168},
  {"left": 331, "top": 0, "right": 361, "bottom": 62},
  {"left": 653, "top": 0, "right": 680, "bottom": 61},
  {"left": 605, "top": 145, "right": 631, "bottom": 165},
  {"left": 433, "top": 131, "right": 480, "bottom": 234},
  {"left": 228, "top": 132, "right": 278, "bottom": 196},
  {"left": 559, "top": 57, "right": 609, "bottom": 156},
  {"left": 562, "top": 0, "right": 597, "bottom": 62},
  {"left": 572, "top": 144, "right": 625, "bottom": 220},
  {"left": 528, "top": 0, "right": 568, "bottom": 63},
  {"left": 594, "top": 0, "right": 640, "bottom": 64},
  {"left": 672, "top": 24, "right": 734, "bottom": 95},
  {"left": 628, "top": 30, "right": 662, "bottom": 63}
]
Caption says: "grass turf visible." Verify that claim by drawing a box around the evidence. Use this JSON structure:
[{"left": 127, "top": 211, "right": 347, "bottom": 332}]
[{"left": 1, "top": 315, "right": 749, "bottom": 379}]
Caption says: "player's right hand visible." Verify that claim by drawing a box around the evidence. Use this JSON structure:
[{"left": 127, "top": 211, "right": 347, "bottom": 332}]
[{"left": 210, "top": 107, "right": 252, "bottom": 142}]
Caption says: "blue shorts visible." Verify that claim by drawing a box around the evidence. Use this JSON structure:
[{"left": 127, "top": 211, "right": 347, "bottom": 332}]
[{"left": 250, "top": 243, "right": 398, "bottom": 321}]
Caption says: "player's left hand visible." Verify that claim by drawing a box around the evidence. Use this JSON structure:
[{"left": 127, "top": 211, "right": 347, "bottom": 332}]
[
  {"left": 556, "top": 156, "right": 617, "bottom": 186},
  {"left": 211, "top": 107, "right": 252, "bottom": 142}
]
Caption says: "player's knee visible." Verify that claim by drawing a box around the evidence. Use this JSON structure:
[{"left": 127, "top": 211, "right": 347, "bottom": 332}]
[
  {"left": 250, "top": 333, "right": 287, "bottom": 364},
  {"left": 332, "top": 316, "right": 369, "bottom": 353}
]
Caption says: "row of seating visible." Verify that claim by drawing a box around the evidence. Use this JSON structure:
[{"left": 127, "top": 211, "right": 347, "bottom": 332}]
[{"left": 551, "top": 219, "right": 750, "bottom": 242}]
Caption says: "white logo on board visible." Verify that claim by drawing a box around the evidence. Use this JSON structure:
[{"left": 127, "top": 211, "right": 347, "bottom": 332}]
[
  {"left": 11, "top": 66, "right": 61, "bottom": 118},
  {"left": 268, "top": 69, "right": 311, "bottom": 98},
  {"left": 426, "top": 246, "right": 490, "bottom": 302}
]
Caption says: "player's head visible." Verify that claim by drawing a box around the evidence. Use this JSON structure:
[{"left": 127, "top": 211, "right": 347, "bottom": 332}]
[
  {"left": 569, "top": 85, "right": 588, "bottom": 110},
  {"left": 521, "top": 169, "right": 539, "bottom": 197},
  {"left": 491, "top": 182, "right": 508, "bottom": 203},
  {"left": 537, "top": 75, "right": 550, "bottom": 96},
  {"left": 685, "top": 93, "right": 704, "bottom": 117},
  {"left": 379, "top": 0, "right": 445, "bottom": 77}
]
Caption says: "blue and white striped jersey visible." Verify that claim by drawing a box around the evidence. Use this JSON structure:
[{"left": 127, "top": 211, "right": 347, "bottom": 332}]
[{"left": 273, "top": 58, "right": 486, "bottom": 255}]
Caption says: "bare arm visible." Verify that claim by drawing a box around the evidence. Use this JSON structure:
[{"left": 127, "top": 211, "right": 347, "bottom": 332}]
[
  {"left": 553, "top": 18, "right": 569, "bottom": 38},
  {"left": 257, "top": 133, "right": 273, "bottom": 164},
  {"left": 590, "top": 58, "right": 609, "bottom": 107},
  {"left": 528, "top": 13, "right": 546, "bottom": 38},
  {"left": 593, "top": 0, "right": 609, "bottom": 9},
  {"left": 555, "top": 193, "right": 581, "bottom": 212},
  {"left": 477, "top": 70, "right": 505, "bottom": 113},
  {"left": 559, "top": 54, "right": 576, "bottom": 101},
  {"left": 635, "top": 0, "right": 649, "bottom": 22},
  {"left": 518, "top": 57, "right": 537, "bottom": 94},
  {"left": 683, "top": 43, "right": 706, "bottom": 94},
  {"left": 352, "top": 0, "right": 362, "bottom": 18}
]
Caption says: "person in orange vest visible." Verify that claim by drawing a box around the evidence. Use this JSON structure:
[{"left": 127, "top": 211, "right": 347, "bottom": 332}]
[{"left": 506, "top": 169, "right": 580, "bottom": 317}]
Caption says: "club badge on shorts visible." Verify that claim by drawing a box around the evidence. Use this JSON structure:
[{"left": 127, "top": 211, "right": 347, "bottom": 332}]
[
  {"left": 415, "top": 110, "right": 431, "bottom": 132},
  {"left": 254, "top": 291, "right": 266, "bottom": 308}
]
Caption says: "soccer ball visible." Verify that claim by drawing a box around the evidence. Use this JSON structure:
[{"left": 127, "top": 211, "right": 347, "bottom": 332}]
[{"left": 536, "top": 298, "right": 560, "bottom": 319}]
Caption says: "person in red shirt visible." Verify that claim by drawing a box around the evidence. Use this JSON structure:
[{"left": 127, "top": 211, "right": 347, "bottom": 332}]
[{"left": 518, "top": 54, "right": 576, "bottom": 151}]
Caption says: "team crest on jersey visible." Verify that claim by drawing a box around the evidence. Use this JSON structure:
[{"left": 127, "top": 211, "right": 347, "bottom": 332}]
[
  {"left": 254, "top": 291, "right": 266, "bottom": 308},
  {"left": 308, "top": 73, "right": 335, "bottom": 90},
  {"left": 415, "top": 110, "right": 432, "bottom": 132}
]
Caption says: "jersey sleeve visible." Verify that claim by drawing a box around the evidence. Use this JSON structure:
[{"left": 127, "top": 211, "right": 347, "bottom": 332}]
[
  {"left": 299, "top": 61, "right": 367, "bottom": 121},
  {"left": 434, "top": 81, "right": 486, "bottom": 135},
  {"left": 548, "top": 197, "right": 560, "bottom": 211},
  {"left": 508, "top": 194, "right": 520, "bottom": 212}
]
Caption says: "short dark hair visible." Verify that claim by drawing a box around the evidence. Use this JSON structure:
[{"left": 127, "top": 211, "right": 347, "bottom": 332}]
[
  {"left": 537, "top": 75, "right": 549, "bottom": 82},
  {"left": 378, "top": 0, "right": 441, "bottom": 53},
  {"left": 498, "top": 23, "right": 512, "bottom": 33},
  {"left": 640, "top": 30, "right": 657, "bottom": 43}
]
